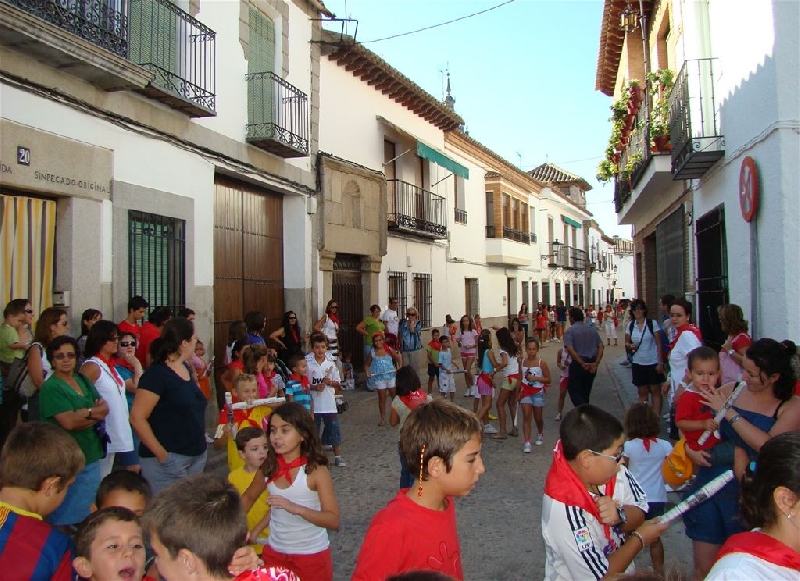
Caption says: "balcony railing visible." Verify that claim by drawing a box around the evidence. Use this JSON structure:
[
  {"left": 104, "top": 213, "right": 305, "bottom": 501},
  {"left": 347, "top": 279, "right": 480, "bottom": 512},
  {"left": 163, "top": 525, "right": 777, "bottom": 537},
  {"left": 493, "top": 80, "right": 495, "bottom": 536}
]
[
  {"left": 129, "top": 0, "right": 215, "bottom": 116},
  {"left": 502, "top": 227, "right": 530, "bottom": 244},
  {"left": 387, "top": 180, "right": 447, "bottom": 239},
  {"left": 531, "top": 232, "right": 537, "bottom": 243},
  {"left": 620, "top": 105, "right": 650, "bottom": 189},
  {"left": 548, "top": 245, "right": 587, "bottom": 271},
  {"left": 454, "top": 207, "right": 467, "bottom": 224},
  {"left": 485, "top": 225, "right": 496, "bottom": 238},
  {"left": 4, "top": 0, "right": 128, "bottom": 57},
  {"left": 669, "top": 58, "right": 725, "bottom": 179},
  {"left": 614, "top": 177, "right": 632, "bottom": 213},
  {"left": 246, "top": 71, "right": 309, "bottom": 158}
]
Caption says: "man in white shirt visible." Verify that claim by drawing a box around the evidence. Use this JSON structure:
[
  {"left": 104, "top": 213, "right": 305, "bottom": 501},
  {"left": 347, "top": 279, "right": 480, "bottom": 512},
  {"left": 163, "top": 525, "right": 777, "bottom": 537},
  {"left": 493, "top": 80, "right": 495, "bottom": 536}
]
[{"left": 381, "top": 297, "right": 400, "bottom": 350}]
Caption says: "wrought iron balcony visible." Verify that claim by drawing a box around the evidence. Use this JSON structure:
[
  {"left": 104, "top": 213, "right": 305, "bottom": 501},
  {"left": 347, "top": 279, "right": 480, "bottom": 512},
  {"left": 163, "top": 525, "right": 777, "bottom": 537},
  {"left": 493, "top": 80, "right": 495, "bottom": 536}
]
[
  {"left": 246, "top": 71, "right": 309, "bottom": 158},
  {"left": 549, "top": 245, "right": 587, "bottom": 271},
  {"left": 128, "top": 0, "right": 216, "bottom": 117},
  {"left": 454, "top": 207, "right": 467, "bottom": 224},
  {"left": 621, "top": 105, "right": 650, "bottom": 189},
  {"left": 531, "top": 232, "right": 537, "bottom": 243},
  {"left": 502, "top": 226, "right": 530, "bottom": 244},
  {"left": 614, "top": 177, "right": 632, "bottom": 213},
  {"left": 2, "top": 0, "right": 128, "bottom": 56},
  {"left": 669, "top": 58, "right": 725, "bottom": 179},
  {"left": 387, "top": 180, "right": 447, "bottom": 239}
]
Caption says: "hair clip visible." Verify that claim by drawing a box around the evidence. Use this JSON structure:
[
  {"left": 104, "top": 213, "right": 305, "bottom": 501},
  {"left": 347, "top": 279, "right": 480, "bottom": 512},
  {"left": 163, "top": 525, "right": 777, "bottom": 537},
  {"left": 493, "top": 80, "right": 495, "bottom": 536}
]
[
  {"left": 417, "top": 444, "right": 426, "bottom": 498},
  {"left": 749, "top": 461, "right": 757, "bottom": 473}
]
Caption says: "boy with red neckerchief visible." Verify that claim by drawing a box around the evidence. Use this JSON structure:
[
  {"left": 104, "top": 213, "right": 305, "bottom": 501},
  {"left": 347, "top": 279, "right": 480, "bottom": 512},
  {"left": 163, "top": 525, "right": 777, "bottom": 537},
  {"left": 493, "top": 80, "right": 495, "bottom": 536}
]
[
  {"left": 284, "top": 354, "right": 312, "bottom": 413},
  {"left": 213, "top": 374, "right": 273, "bottom": 471},
  {"left": 542, "top": 404, "right": 666, "bottom": 580}
]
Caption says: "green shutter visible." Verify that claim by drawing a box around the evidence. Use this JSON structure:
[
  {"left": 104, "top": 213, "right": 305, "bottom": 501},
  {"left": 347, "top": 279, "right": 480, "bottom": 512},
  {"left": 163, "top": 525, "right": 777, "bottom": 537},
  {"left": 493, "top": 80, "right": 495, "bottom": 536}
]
[
  {"left": 248, "top": 9, "right": 276, "bottom": 131},
  {"left": 129, "top": 0, "right": 179, "bottom": 87}
]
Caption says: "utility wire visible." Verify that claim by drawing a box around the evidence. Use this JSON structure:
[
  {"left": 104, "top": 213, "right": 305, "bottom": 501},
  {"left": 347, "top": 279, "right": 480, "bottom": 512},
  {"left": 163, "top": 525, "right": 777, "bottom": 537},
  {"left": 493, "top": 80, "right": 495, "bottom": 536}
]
[{"left": 362, "top": 0, "right": 516, "bottom": 43}]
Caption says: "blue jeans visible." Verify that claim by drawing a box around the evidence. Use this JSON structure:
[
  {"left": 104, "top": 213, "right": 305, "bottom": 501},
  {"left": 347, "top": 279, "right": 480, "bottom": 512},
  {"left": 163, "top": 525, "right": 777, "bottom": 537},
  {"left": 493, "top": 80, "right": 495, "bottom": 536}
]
[
  {"left": 314, "top": 413, "right": 341, "bottom": 447},
  {"left": 140, "top": 450, "right": 207, "bottom": 495},
  {"left": 47, "top": 460, "right": 101, "bottom": 526},
  {"left": 399, "top": 443, "right": 414, "bottom": 489}
]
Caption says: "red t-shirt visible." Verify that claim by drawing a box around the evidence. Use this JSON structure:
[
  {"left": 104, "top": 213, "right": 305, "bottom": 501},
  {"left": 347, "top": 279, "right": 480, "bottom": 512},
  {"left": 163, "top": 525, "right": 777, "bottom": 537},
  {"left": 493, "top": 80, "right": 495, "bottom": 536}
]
[
  {"left": 675, "top": 390, "right": 719, "bottom": 451},
  {"left": 352, "top": 490, "right": 463, "bottom": 580},
  {"left": 117, "top": 319, "right": 141, "bottom": 340},
  {"left": 135, "top": 321, "right": 161, "bottom": 367}
]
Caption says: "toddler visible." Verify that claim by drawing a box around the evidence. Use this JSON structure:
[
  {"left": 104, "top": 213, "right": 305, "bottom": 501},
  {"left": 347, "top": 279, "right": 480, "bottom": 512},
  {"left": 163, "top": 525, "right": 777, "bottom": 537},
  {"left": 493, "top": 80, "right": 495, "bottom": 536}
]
[{"left": 437, "top": 335, "right": 457, "bottom": 400}]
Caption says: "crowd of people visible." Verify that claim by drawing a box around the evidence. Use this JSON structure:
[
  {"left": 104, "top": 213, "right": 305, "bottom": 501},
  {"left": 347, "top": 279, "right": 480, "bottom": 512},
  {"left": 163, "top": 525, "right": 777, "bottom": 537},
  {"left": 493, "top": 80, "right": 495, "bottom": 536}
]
[{"left": 0, "top": 294, "right": 798, "bottom": 581}]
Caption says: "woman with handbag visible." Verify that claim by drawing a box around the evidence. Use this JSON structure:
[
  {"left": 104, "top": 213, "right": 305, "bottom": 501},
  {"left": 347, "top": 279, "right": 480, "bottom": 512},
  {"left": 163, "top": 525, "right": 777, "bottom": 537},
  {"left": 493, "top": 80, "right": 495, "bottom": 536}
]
[
  {"left": 39, "top": 334, "right": 109, "bottom": 528},
  {"left": 624, "top": 299, "right": 666, "bottom": 416}
]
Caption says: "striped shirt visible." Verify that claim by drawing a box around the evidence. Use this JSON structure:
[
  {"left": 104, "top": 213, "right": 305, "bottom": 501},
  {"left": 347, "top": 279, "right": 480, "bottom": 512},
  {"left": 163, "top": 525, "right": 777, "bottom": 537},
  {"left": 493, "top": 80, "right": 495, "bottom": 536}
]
[
  {"left": 0, "top": 501, "right": 73, "bottom": 581},
  {"left": 285, "top": 374, "right": 312, "bottom": 412}
]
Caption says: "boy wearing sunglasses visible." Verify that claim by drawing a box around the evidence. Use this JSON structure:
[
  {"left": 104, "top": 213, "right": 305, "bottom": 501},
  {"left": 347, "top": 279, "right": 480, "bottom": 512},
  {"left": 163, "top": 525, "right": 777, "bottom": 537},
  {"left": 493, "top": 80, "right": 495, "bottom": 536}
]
[{"left": 542, "top": 404, "right": 666, "bottom": 580}]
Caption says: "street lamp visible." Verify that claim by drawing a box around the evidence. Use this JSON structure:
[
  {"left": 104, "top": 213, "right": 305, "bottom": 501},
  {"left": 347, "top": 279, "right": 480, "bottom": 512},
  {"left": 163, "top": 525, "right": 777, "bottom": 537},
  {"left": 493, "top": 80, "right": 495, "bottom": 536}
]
[{"left": 541, "top": 239, "right": 563, "bottom": 261}]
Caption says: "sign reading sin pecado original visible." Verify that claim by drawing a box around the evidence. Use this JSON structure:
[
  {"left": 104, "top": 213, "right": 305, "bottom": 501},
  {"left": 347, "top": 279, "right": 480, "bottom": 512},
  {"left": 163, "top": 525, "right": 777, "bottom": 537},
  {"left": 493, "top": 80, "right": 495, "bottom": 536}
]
[{"left": 0, "top": 119, "right": 113, "bottom": 201}]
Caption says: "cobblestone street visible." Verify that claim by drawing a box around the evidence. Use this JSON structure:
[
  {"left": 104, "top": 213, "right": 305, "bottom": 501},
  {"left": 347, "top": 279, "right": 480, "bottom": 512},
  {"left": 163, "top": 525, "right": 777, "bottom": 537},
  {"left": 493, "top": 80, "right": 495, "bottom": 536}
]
[{"left": 206, "top": 341, "right": 692, "bottom": 580}]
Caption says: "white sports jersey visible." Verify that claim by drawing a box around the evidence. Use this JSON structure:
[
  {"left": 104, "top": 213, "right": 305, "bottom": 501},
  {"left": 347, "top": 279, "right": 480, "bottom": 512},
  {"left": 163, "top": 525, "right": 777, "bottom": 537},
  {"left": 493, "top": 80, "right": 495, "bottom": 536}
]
[
  {"left": 706, "top": 553, "right": 800, "bottom": 581},
  {"left": 542, "top": 465, "right": 648, "bottom": 581},
  {"left": 306, "top": 353, "right": 340, "bottom": 414}
]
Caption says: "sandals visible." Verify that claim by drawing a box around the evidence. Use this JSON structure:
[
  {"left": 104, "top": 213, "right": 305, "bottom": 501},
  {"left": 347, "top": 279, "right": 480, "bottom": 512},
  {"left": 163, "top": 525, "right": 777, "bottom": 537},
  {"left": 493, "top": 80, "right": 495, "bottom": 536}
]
[
  {"left": 491, "top": 432, "right": 508, "bottom": 440},
  {"left": 509, "top": 428, "right": 519, "bottom": 438}
]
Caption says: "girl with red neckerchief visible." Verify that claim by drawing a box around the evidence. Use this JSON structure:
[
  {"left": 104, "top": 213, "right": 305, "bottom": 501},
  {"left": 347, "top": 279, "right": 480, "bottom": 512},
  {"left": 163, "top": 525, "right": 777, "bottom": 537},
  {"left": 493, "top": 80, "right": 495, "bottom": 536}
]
[
  {"left": 390, "top": 366, "right": 432, "bottom": 488},
  {"left": 663, "top": 298, "right": 703, "bottom": 439},
  {"left": 241, "top": 403, "right": 340, "bottom": 581},
  {"left": 706, "top": 431, "right": 800, "bottom": 580},
  {"left": 314, "top": 300, "right": 341, "bottom": 363}
]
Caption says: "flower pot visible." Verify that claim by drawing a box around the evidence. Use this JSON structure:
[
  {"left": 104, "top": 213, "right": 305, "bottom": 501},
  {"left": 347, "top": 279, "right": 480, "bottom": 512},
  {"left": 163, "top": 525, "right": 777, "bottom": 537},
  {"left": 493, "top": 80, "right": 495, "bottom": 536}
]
[{"left": 652, "top": 134, "right": 671, "bottom": 152}]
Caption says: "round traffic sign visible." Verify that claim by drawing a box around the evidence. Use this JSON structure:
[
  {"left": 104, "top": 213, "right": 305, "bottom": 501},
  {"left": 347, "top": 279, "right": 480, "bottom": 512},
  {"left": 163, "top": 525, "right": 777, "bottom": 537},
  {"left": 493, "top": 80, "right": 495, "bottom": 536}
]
[{"left": 739, "top": 156, "right": 759, "bottom": 222}]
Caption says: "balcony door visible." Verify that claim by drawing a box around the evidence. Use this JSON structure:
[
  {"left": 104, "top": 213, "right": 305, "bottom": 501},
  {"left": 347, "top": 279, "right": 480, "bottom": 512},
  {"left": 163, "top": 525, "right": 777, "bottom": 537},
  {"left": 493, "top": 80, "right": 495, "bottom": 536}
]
[
  {"left": 247, "top": 8, "right": 277, "bottom": 136},
  {"left": 129, "top": 0, "right": 179, "bottom": 82},
  {"left": 465, "top": 278, "right": 479, "bottom": 318}
]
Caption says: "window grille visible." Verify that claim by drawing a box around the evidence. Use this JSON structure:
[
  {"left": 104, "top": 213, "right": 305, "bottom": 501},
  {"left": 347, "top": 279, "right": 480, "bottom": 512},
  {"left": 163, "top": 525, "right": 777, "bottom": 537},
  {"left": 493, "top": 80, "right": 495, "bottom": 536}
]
[
  {"left": 413, "top": 273, "right": 433, "bottom": 328},
  {"left": 128, "top": 210, "right": 185, "bottom": 314},
  {"left": 388, "top": 271, "right": 407, "bottom": 319}
]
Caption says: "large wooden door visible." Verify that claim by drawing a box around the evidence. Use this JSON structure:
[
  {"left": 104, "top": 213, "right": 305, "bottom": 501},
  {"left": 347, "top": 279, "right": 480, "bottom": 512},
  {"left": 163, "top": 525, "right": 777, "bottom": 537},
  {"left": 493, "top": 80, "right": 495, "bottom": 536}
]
[
  {"left": 332, "top": 254, "right": 363, "bottom": 368},
  {"left": 213, "top": 177, "right": 284, "bottom": 399}
]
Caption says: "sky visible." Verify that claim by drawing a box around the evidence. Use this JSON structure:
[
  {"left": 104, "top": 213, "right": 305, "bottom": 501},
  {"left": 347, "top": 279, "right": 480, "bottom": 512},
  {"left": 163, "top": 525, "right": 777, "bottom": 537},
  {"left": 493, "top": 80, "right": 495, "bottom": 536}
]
[{"left": 322, "top": 0, "right": 632, "bottom": 239}]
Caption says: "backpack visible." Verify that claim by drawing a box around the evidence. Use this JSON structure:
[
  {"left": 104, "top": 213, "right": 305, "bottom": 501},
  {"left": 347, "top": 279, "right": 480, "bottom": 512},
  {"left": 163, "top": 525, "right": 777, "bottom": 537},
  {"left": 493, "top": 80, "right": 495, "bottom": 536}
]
[
  {"left": 5, "top": 342, "right": 42, "bottom": 399},
  {"left": 626, "top": 320, "right": 658, "bottom": 363}
]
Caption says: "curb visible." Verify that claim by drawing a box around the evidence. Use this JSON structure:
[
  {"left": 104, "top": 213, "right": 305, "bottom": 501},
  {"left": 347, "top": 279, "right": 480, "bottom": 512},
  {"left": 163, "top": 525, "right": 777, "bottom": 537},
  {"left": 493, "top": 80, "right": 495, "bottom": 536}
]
[{"left": 606, "top": 359, "right": 633, "bottom": 413}]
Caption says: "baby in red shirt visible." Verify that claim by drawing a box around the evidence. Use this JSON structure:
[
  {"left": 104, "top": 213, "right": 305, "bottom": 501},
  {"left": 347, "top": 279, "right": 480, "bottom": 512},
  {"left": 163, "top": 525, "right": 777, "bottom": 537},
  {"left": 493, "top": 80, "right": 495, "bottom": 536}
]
[{"left": 676, "top": 346, "right": 721, "bottom": 451}]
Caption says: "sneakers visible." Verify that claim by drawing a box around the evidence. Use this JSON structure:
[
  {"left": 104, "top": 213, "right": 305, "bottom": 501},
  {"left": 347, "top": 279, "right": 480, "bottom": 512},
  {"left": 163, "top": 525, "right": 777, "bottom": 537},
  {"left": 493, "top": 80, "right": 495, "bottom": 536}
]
[
  {"left": 483, "top": 424, "right": 499, "bottom": 435},
  {"left": 554, "top": 413, "right": 562, "bottom": 422},
  {"left": 334, "top": 456, "right": 347, "bottom": 467},
  {"left": 322, "top": 445, "right": 333, "bottom": 451},
  {"left": 536, "top": 433, "right": 544, "bottom": 446},
  {"left": 523, "top": 442, "right": 532, "bottom": 453}
]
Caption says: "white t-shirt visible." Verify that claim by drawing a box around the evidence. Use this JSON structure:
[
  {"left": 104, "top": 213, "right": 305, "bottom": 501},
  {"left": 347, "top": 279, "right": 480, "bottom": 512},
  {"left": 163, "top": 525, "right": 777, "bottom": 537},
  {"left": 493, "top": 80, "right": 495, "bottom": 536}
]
[
  {"left": 381, "top": 308, "right": 399, "bottom": 335},
  {"left": 628, "top": 319, "right": 662, "bottom": 366},
  {"left": 622, "top": 438, "right": 673, "bottom": 503},
  {"left": 668, "top": 330, "right": 703, "bottom": 394},
  {"left": 706, "top": 552, "right": 800, "bottom": 581},
  {"left": 306, "top": 353, "right": 340, "bottom": 414},
  {"left": 543, "top": 465, "right": 649, "bottom": 581},
  {"left": 499, "top": 349, "right": 519, "bottom": 377}
]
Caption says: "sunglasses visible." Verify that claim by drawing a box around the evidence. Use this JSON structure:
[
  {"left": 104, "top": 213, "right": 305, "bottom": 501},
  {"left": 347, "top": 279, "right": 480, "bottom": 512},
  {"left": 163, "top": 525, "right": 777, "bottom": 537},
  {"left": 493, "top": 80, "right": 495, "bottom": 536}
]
[
  {"left": 406, "top": 313, "right": 417, "bottom": 317},
  {"left": 108, "top": 336, "right": 119, "bottom": 342},
  {"left": 119, "top": 341, "right": 137, "bottom": 347},
  {"left": 330, "top": 306, "right": 338, "bottom": 310},
  {"left": 288, "top": 316, "right": 297, "bottom": 320},
  {"left": 53, "top": 352, "right": 77, "bottom": 360},
  {"left": 590, "top": 449, "right": 624, "bottom": 463},
  {"left": 24, "top": 309, "right": 33, "bottom": 314}
]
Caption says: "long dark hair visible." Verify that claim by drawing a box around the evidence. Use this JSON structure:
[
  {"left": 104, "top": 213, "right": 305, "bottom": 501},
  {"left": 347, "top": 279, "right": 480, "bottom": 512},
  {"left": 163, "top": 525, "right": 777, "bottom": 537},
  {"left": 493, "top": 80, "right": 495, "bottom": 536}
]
[
  {"left": 495, "top": 327, "right": 517, "bottom": 357},
  {"left": 459, "top": 315, "right": 473, "bottom": 333},
  {"left": 477, "top": 329, "right": 492, "bottom": 367},
  {"left": 262, "top": 403, "right": 328, "bottom": 478},
  {"left": 244, "top": 311, "right": 266, "bottom": 335},
  {"left": 80, "top": 309, "right": 102, "bottom": 337},
  {"left": 151, "top": 317, "right": 195, "bottom": 364},
  {"left": 83, "top": 320, "right": 119, "bottom": 359},
  {"left": 746, "top": 338, "right": 797, "bottom": 401},
  {"left": 281, "top": 311, "right": 301, "bottom": 337}
]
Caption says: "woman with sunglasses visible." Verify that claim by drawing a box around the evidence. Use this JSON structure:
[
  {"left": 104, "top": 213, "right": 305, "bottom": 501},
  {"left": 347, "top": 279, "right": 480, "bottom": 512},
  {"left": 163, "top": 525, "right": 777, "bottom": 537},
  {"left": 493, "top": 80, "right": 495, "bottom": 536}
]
[
  {"left": 398, "top": 307, "right": 424, "bottom": 376},
  {"left": 39, "top": 334, "right": 109, "bottom": 527},
  {"left": 113, "top": 332, "right": 143, "bottom": 471},
  {"left": 624, "top": 299, "right": 666, "bottom": 416},
  {"left": 270, "top": 311, "right": 308, "bottom": 366},
  {"left": 314, "top": 300, "right": 341, "bottom": 365},
  {"left": 80, "top": 321, "right": 134, "bottom": 478}
]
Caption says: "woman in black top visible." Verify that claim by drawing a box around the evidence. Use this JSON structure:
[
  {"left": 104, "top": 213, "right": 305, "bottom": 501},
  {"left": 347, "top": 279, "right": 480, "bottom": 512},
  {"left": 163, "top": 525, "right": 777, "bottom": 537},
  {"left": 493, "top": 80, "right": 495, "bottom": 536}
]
[
  {"left": 269, "top": 310, "right": 307, "bottom": 365},
  {"left": 130, "top": 317, "right": 207, "bottom": 494}
]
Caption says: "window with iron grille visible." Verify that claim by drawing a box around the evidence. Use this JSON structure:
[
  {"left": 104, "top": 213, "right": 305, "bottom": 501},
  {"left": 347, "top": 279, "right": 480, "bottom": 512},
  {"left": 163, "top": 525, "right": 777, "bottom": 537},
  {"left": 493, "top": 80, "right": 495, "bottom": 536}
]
[
  {"left": 413, "top": 273, "right": 432, "bottom": 328},
  {"left": 388, "top": 271, "right": 407, "bottom": 319},
  {"left": 128, "top": 210, "right": 185, "bottom": 314}
]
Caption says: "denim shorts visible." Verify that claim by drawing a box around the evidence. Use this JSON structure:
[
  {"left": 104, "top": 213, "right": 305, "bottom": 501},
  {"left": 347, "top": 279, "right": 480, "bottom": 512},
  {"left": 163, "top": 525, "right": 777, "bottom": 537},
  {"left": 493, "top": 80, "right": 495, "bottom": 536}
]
[
  {"left": 520, "top": 393, "right": 545, "bottom": 407},
  {"left": 314, "top": 413, "right": 341, "bottom": 447}
]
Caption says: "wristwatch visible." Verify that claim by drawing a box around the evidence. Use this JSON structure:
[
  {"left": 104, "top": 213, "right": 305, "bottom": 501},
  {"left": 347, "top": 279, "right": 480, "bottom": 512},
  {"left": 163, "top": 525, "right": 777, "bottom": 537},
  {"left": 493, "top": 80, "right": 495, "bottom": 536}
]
[
  {"left": 616, "top": 506, "right": 628, "bottom": 527},
  {"left": 727, "top": 349, "right": 735, "bottom": 356},
  {"left": 86, "top": 407, "right": 93, "bottom": 419}
]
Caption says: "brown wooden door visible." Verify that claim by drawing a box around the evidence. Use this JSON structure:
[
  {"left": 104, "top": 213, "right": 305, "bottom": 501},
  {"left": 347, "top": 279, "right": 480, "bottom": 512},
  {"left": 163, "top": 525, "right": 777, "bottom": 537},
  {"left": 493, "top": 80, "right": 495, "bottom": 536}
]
[
  {"left": 332, "top": 254, "right": 363, "bottom": 368},
  {"left": 213, "top": 177, "right": 284, "bottom": 397}
]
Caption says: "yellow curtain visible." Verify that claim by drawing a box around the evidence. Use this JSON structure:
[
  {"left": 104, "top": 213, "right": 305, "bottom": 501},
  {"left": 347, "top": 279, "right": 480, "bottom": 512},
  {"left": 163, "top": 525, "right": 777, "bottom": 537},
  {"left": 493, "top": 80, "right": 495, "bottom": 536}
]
[{"left": 0, "top": 194, "right": 56, "bottom": 316}]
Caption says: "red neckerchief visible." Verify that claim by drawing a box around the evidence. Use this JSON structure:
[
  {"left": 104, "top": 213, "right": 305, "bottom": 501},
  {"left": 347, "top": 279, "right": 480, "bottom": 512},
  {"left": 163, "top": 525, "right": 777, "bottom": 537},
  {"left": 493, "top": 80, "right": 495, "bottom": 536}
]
[
  {"left": 290, "top": 326, "right": 299, "bottom": 343},
  {"left": 289, "top": 373, "right": 310, "bottom": 394},
  {"left": 234, "top": 567, "right": 299, "bottom": 581},
  {"left": 95, "top": 354, "right": 124, "bottom": 388},
  {"left": 669, "top": 324, "right": 703, "bottom": 353},
  {"left": 428, "top": 339, "right": 441, "bottom": 351},
  {"left": 714, "top": 531, "right": 800, "bottom": 570},
  {"left": 642, "top": 437, "right": 658, "bottom": 452},
  {"left": 399, "top": 389, "right": 428, "bottom": 410},
  {"left": 111, "top": 355, "right": 134, "bottom": 372},
  {"left": 544, "top": 440, "right": 617, "bottom": 543},
  {"left": 267, "top": 455, "right": 309, "bottom": 485},
  {"left": 328, "top": 312, "right": 340, "bottom": 325}
]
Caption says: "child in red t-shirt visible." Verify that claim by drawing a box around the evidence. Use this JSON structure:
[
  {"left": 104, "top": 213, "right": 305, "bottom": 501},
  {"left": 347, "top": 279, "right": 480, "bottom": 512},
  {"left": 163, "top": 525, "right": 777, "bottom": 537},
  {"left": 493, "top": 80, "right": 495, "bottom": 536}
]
[
  {"left": 535, "top": 310, "right": 548, "bottom": 343},
  {"left": 676, "top": 346, "right": 721, "bottom": 451},
  {"left": 353, "top": 399, "right": 485, "bottom": 580}
]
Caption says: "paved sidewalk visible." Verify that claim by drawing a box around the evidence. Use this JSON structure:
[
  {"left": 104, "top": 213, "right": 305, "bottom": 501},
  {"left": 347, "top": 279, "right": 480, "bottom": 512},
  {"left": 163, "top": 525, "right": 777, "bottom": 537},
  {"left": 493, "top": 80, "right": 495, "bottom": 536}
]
[{"left": 205, "top": 341, "right": 693, "bottom": 580}]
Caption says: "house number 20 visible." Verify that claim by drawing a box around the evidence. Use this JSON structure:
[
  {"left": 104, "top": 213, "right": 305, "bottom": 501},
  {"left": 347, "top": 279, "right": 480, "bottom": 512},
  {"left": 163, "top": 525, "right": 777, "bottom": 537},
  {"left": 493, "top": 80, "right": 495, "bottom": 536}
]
[{"left": 17, "top": 146, "right": 30, "bottom": 166}]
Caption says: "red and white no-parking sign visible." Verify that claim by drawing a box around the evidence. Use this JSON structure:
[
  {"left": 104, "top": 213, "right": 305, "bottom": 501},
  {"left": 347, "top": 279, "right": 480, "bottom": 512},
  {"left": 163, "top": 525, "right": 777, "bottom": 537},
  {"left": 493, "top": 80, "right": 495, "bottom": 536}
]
[{"left": 739, "top": 156, "right": 759, "bottom": 222}]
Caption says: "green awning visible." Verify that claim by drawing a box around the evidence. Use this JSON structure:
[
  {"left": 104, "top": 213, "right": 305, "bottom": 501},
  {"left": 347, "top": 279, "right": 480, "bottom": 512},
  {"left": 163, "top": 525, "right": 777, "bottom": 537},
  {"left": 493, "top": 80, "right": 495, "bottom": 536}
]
[
  {"left": 562, "top": 215, "right": 583, "bottom": 229},
  {"left": 416, "top": 141, "right": 469, "bottom": 179}
]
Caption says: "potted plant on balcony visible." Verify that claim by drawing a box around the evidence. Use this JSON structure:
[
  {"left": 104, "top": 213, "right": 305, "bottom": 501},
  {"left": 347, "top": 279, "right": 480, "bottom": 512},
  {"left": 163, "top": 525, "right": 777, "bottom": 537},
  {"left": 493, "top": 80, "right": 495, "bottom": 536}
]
[
  {"left": 596, "top": 159, "right": 617, "bottom": 184},
  {"left": 646, "top": 69, "right": 675, "bottom": 153},
  {"left": 627, "top": 79, "right": 643, "bottom": 114}
]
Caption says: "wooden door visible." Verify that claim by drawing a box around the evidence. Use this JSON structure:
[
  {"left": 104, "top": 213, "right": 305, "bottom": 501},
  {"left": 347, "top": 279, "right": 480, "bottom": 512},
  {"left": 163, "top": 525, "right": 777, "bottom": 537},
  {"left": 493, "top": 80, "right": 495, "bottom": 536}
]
[{"left": 213, "top": 177, "right": 284, "bottom": 402}]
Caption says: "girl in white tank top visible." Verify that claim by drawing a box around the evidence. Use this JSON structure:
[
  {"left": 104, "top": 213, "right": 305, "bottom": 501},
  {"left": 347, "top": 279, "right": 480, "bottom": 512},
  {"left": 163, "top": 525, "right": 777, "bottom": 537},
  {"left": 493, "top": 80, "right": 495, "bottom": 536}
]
[
  {"left": 239, "top": 403, "right": 341, "bottom": 581},
  {"left": 520, "top": 339, "right": 551, "bottom": 451}
]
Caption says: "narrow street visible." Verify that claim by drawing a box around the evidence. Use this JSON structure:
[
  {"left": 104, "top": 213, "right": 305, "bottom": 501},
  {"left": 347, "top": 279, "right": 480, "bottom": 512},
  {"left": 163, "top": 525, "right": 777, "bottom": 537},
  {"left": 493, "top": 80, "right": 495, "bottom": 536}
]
[{"left": 207, "top": 340, "right": 693, "bottom": 580}]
